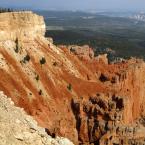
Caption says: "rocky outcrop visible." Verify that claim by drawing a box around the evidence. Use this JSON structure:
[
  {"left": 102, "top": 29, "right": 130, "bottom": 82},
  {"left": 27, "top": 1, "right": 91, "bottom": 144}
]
[
  {"left": 95, "top": 54, "right": 108, "bottom": 64},
  {"left": 0, "top": 91, "right": 74, "bottom": 145},
  {"left": 0, "top": 11, "right": 145, "bottom": 145},
  {"left": 68, "top": 45, "right": 94, "bottom": 60},
  {"left": 0, "top": 11, "right": 45, "bottom": 41},
  {"left": 72, "top": 94, "right": 145, "bottom": 145}
]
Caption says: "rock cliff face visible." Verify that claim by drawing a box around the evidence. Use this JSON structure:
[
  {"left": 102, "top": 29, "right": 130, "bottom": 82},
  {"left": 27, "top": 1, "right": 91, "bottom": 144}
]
[
  {"left": 0, "top": 11, "right": 45, "bottom": 41},
  {"left": 0, "top": 11, "right": 145, "bottom": 145},
  {"left": 67, "top": 45, "right": 94, "bottom": 60}
]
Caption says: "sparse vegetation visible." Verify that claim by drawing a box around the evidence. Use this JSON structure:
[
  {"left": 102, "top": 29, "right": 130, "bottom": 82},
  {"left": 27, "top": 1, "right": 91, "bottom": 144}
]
[
  {"left": 35, "top": 74, "right": 39, "bottom": 81},
  {"left": 22, "top": 54, "right": 30, "bottom": 63},
  {"left": 24, "top": 54, "right": 30, "bottom": 62},
  {"left": 99, "top": 73, "right": 109, "bottom": 82},
  {"left": 53, "top": 62, "right": 57, "bottom": 66},
  {"left": 0, "top": 8, "right": 13, "bottom": 13},
  {"left": 67, "top": 83, "right": 72, "bottom": 91},
  {"left": 40, "top": 57, "right": 46, "bottom": 65},
  {"left": 14, "top": 38, "right": 19, "bottom": 53},
  {"left": 0, "top": 8, "right": 26, "bottom": 13},
  {"left": 39, "top": 89, "right": 43, "bottom": 95},
  {"left": 29, "top": 92, "right": 32, "bottom": 96}
]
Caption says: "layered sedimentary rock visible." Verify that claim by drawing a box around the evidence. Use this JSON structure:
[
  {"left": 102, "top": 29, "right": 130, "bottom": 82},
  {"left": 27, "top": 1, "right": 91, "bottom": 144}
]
[
  {"left": 68, "top": 45, "right": 94, "bottom": 60},
  {"left": 0, "top": 11, "right": 45, "bottom": 41},
  {"left": 72, "top": 93, "right": 145, "bottom": 144},
  {"left": 0, "top": 11, "right": 145, "bottom": 145}
]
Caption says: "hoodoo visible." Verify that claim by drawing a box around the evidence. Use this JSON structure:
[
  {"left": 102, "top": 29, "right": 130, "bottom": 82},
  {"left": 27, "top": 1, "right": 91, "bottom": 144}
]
[{"left": 0, "top": 11, "right": 145, "bottom": 144}]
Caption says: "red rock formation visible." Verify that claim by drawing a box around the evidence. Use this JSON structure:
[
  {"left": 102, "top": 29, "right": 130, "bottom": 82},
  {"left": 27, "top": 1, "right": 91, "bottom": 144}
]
[
  {"left": 0, "top": 12, "right": 145, "bottom": 145},
  {"left": 95, "top": 54, "right": 108, "bottom": 64},
  {"left": 68, "top": 45, "right": 94, "bottom": 60}
]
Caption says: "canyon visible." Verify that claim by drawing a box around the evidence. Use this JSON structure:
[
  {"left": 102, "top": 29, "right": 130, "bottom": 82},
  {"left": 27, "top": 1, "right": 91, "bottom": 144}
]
[{"left": 0, "top": 11, "right": 145, "bottom": 145}]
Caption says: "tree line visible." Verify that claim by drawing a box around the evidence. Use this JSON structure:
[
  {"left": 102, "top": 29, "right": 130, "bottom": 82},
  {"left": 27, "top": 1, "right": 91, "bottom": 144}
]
[
  {"left": 0, "top": 8, "right": 14, "bottom": 13},
  {"left": 0, "top": 8, "right": 27, "bottom": 13}
]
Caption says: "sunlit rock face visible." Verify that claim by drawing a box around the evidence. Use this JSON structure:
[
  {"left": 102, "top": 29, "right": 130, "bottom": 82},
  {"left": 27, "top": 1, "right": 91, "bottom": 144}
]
[
  {"left": 0, "top": 11, "right": 45, "bottom": 41},
  {"left": 68, "top": 45, "right": 95, "bottom": 60}
]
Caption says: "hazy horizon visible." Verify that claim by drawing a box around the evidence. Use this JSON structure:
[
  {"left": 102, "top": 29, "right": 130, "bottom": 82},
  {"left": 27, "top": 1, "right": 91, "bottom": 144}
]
[{"left": 1, "top": 0, "right": 145, "bottom": 12}]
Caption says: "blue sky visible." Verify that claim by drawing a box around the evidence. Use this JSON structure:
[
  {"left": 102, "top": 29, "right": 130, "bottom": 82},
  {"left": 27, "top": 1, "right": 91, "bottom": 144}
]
[{"left": 0, "top": 0, "right": 145, "bottom": 11}]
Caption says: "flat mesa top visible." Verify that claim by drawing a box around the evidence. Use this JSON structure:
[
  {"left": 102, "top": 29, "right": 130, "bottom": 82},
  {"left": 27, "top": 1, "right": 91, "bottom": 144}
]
[
  {"left": 0, "top": 11, "right": 45, "bottom": 40},
  {"left": 0, "top": 11, "right": 45, "bottom": 28}
]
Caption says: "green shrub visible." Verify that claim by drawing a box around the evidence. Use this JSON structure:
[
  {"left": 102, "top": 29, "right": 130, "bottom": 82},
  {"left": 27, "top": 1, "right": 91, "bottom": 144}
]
[
  {"left": 15, "top": 38, "right": 19, "bottom": 53},
  {"left": 40, "top": 57, "right": 46, "bottom": 65},
  {"left": 53, "top": 62, "right": 57, "bottom": 66},
  {"left": 35, "top": 74, "right": 39, "bottom": 81},
  {"left": 22, "top": 54, "right": 30, "bottom": 63},
  {"left": 39, "top": 89, "right": 42, "bottom": 95},
  {"left": 24, "top": 54, "right": 30, "bottom": 62},
  {"left": 67, "top": 83, "right": 72, "bottom": 91},
  {"left": 0, "top": 8, "right": 14, "bottom": 13}
]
